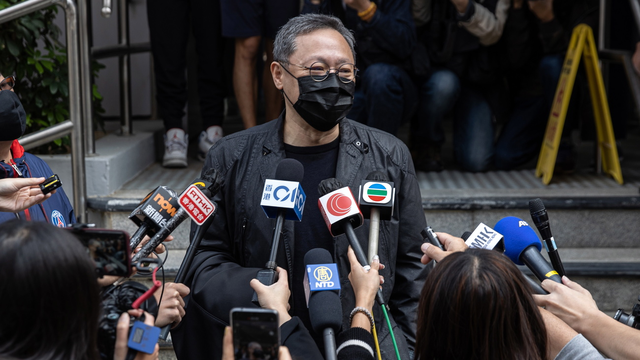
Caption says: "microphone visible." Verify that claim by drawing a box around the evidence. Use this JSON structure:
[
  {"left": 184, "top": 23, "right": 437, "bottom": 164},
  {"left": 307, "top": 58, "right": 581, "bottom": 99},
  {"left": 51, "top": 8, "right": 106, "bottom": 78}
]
[
  {"left": 421, "top": 221, "right": 444, "bottom": 251},
  {"left": 252, "top": 159, "right": 306, "bottom": 305},
  {"left": 494, "top": 217, "right": 562, "bottom": 284},
  {"left": 304, "top": 249, "right": 342, "bottom": 360},
  {"left": 529, "top": 198, "right": 566, "bottom": 277},
  {"left": 131, "top": 173, "right": 221, "bottom": 263},
  {"left": 128, "top": 186, "right": 180, "bottom": 250},
  {"left": 318, "top": 178, "right": 385, "bottom": 306},
  {"left": 461, "top": 231, "right": 472, "bottom": 240},
  {"left": 358, "top": 171, "right": 395, "bottom": 263},
  {"left": 464, "top": 223, "right": 505, "bottom": 252}
]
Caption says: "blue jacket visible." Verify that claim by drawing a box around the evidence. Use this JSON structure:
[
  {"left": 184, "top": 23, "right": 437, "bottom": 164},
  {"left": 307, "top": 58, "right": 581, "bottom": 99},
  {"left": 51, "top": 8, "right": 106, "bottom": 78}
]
[{"left": 0, "top": 140, "right": 75, "bottom": 227}]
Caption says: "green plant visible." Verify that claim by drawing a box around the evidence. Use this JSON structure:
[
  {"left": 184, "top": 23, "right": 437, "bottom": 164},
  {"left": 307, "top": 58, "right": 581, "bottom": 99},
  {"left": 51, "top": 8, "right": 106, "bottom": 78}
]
[{"left": 0, "top": 0, "right": 104, "bottom": 154}]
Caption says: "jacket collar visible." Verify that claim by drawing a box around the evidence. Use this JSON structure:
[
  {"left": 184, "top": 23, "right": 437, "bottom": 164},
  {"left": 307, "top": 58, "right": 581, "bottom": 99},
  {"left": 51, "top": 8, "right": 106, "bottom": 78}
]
[{"left": 260, "top": 111, "right": 368, "bottom": 188}]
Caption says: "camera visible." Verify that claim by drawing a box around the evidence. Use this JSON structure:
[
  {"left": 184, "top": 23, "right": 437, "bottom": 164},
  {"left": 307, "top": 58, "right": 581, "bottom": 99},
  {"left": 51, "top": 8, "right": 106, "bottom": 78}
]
[{"left": 614, "top": 295, "right": 640, "bottom": 329}]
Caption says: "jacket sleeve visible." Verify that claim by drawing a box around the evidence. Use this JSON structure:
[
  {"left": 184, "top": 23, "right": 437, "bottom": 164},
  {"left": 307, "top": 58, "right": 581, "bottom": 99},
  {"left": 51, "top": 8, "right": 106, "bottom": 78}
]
[
  {"left": 502, "top": 6, "right": 534, "bottom": 69},
  {"left": 358, "top": 0, "right": 417, "bottom": 59},
  {"left": 458, "top": 0, "right": 511, "bottom": 46},
  {"left": 281, "top": 317, "right": 324, "bottom": 360},
  {"left": 388, "top": 149, "right": 428, "bottom": 350},
  {"left": 184, "top": 147, "right": 262, "bottom": 326}
]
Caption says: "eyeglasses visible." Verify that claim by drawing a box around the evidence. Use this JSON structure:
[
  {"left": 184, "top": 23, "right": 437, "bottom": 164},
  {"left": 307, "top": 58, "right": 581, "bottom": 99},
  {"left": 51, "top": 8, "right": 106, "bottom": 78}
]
[
  {"left": 283, "top": 62, "right": 358, "bottom": 83},
  {"left": 0, "top": 76, "right": 16, "bottom": 91}
]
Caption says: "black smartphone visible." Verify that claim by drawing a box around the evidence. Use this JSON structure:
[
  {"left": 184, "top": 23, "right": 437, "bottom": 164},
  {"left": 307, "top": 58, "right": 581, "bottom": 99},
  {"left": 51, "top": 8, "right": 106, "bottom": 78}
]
[
  {"left": 230, "top": 308, "right": 280, "bottom": 360},
  {"left": 66, "top": 226, "right": 132, "bottom": 278}
]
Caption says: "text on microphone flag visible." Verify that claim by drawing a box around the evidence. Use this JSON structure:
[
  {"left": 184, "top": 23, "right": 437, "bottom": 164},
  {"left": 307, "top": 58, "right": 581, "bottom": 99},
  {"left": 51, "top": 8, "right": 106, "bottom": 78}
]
[{"left": 179, "top": 185, "right": 216, "bottom": 225}]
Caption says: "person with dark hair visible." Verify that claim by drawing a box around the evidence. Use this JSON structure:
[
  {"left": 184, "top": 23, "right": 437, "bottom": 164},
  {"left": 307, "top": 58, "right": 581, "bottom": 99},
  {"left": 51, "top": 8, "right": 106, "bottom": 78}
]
[
  {"left": 417, "top": 236, "right": 608, "bottom": 360},
  {"left": 0, "top": 73, "right": 75, "bottom": 226},
  {"left": 171, "top": 13, "right": 427, "bottom": 360},
  {"left": 0, "top": 220, "right": 159, "bottom": 360}
]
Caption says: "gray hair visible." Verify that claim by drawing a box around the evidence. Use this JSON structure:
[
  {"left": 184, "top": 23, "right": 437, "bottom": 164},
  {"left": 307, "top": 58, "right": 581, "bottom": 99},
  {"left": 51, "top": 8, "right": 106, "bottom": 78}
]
[{"left": 273, "top": 13, "right": 356, "bottom": 64}]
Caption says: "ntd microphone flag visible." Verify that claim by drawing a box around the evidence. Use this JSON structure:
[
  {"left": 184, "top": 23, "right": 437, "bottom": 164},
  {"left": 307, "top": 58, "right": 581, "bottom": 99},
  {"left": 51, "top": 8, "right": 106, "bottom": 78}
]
[
  {"left": 358, "top": 181, "right": 395, "bottom": 219},
  {"left": 318, "top": 187, "right": 363, "bottom": 236},
  {"left": 305, "top": 263, "right": 341, "bottom": 292},
  {"left": 260, "top": 179, "right": 306, "bottom": 221}
]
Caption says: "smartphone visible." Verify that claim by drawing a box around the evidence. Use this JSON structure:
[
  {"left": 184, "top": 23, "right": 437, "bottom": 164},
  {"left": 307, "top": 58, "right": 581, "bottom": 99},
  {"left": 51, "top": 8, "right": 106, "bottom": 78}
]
[
  {"left": 230, "top": 308, "right": 280, "bottom": 360},
  {"left": 66, "top": 226, "right": 132, "bottom": 278}
]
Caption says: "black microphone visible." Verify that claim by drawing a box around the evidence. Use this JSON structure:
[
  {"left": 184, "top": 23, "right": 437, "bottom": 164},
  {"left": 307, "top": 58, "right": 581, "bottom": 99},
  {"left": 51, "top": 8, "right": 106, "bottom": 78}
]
[
  {"left": 421, "top": 220, "right": 444, "bottom": 251},
  {"left": 305, "top": 248, "right": 342, "bottom": 360},
  {"left": 128, "top": 186, "right": 180, "bottom": 250},
  {"left": 495, "top": 217, "right": 562, "bottom": 284},
  {"left": 252, "top": 159, "right": 306, "bottom": 305},
  {"left": 358, "top": 171, "right": 395, "bottom": 263},
  {"left": 318, "top": 178, "right": 385, "bottom": 306},
  {"left": 131, "top": 173, "right": 222, "bottom": 263},
  {"left": 529, "top": 198, "right": 566, "bottom": 277}
]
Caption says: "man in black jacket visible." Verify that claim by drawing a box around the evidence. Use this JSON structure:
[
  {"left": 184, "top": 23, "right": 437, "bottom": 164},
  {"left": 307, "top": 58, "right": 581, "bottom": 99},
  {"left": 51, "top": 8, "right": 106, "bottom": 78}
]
[{"left": 171, "top": 13, "right": 428, "bottom": 360}]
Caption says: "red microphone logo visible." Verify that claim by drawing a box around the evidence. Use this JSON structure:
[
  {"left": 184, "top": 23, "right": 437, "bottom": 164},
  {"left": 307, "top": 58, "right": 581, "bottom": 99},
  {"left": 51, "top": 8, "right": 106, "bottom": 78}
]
[{"left": 327, "top": 193, "right": 352, "bottom": 216}]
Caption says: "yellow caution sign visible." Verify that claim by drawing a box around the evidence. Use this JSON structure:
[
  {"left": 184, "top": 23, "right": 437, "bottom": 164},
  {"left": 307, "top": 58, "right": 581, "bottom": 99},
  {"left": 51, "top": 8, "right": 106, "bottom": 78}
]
[{"left": 536, "top": 24, "right": 623, "bottom": 185}]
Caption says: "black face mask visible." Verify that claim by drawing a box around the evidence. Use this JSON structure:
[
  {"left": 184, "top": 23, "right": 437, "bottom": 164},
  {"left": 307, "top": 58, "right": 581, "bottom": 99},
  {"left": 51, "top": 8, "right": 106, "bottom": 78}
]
[
  {"left": 283, "top": 72, "right": 355, "bottom": 132},
  {"left": 0, "top": 90, "right": 26, "bottom": 141}
]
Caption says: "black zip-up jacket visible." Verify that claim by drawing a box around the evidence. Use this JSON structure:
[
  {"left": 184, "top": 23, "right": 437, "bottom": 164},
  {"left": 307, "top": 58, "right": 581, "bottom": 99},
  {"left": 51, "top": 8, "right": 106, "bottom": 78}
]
[{"left": 171, "top": 113, "right": 428, "bottom": 360}]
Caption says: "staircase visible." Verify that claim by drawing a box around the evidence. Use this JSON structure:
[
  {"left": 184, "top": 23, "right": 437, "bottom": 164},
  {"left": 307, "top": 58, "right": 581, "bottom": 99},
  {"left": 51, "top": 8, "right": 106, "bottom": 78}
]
[{"left": 84, "top": 113, "right": 640, "bottom": 359}]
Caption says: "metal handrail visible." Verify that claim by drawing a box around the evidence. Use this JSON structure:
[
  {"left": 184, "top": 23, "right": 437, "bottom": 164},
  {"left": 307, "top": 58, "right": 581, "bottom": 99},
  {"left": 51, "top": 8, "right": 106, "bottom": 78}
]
[
  {"left": 0, "top": 0, "right": 87, "bottom": 221},
  {"left": 19, "top": 120, "right": 74, "bottom": 150}
]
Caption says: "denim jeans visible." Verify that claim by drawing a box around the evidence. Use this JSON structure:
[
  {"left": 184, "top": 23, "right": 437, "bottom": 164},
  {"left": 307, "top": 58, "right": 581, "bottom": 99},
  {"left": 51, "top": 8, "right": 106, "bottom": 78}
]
[
  {"left": 453, "top": 85, "right": 495, "bottom": 172},
  {"left": 494, "top": 54, "right": 563, "bottom": 170},
  {"left": 416, "top": 69, "right": 460, "bottom": 146},
  {"left": 349, "top": 63, "right": 418, "bottom": 136}
]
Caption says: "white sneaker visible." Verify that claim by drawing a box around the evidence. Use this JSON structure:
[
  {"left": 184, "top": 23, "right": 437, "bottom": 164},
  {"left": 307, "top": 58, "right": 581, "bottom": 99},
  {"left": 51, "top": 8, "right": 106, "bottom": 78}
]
[
  {"left": 163, "top": 128, "right": 188, "bottom": 168},
  {"left": 198, "top": 125, "right": 224, "bottom": 161}
]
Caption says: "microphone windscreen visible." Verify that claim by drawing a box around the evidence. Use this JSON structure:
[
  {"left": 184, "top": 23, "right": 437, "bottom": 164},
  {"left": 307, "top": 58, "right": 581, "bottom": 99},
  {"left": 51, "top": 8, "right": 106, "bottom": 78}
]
[
  {"left": 309, "top": 290, "right": 343, "bottom": 333},
  {"left": 304, "top": 248, "right": 333, "bottom": 266},
  {"left": 528, "top": 198, "right": 546, "bottom": 214},
  {"left": 461, "top": 231, "right": 472, "bottom": 240},
  {"left": 276, "top": 158, "right": 304, "bottom": 182},
  {"left": 365, "top": 171, "right": 389, "bottom": 182},
  {"left": 494, "top": 216, "right": 542, "bottom": 266},
  {"left": 318, "top": 178, "right": 343, "bottom": 196}
]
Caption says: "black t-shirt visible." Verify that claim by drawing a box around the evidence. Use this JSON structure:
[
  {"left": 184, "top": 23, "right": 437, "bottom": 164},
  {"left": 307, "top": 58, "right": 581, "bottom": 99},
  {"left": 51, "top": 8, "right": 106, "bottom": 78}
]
[{"left": 284, "top": 136, "right": 340, "bottom": 346}]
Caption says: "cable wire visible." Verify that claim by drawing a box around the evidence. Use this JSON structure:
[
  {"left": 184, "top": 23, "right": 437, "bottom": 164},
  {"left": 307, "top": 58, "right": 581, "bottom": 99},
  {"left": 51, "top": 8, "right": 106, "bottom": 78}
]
[{"left": 381, "top": 304, "right": 402, "bottom": 360}]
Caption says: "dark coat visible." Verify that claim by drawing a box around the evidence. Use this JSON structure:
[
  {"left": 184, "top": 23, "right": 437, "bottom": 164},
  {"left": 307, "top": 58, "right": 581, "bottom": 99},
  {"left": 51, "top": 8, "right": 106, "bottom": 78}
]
[
  {"left": 171, "top": 114, "right": 428, "bottom": 360},
  {"left": 0, "top": 140, "right": 75, "bottom": 226}
]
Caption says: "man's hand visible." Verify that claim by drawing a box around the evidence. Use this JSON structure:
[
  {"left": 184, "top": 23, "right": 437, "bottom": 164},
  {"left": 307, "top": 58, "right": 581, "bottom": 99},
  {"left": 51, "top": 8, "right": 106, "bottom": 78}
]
[
  {"left": 347, "top": 246, "right": 381, "bottom": 312},
  {"left": 528, "top": 0, "right": 554, "bottom": 22},
  {"left": 512, "top": 0, "right": 524, "bottom": 9},
  {"left": 114, "top": 309, "right": 159, "bottom": 360},
  {"left": 450, "top": 0, "right": 470, "bottom": 14},
  {"left": 420, "top": 232, "right": 468, "bottom": 264},
  {"left": 344, "top": 0, "right": 372, "bottom": 13},
  {"left": 250, "top": 267, "right": 292, "bottom": 326},
  {"left": 533, "top": 276, "right": 599, "bottom": 333},
  {"left": 154, "top": 282, "right": 190, "bottom": 328},
  {"left": 0, "top": 177, "right": 54, "bottom": 212}
]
